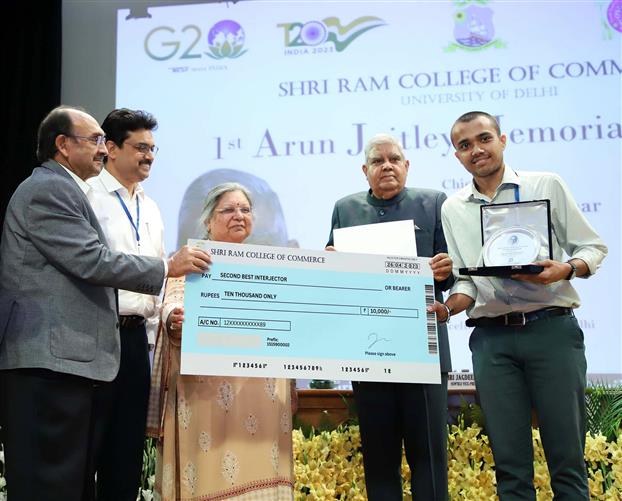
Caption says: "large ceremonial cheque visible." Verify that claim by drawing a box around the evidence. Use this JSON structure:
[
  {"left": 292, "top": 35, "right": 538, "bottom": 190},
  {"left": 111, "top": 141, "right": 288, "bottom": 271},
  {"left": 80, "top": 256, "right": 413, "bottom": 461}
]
[{"left": 180, "top": 240, "right": 441, "bottom": 384}]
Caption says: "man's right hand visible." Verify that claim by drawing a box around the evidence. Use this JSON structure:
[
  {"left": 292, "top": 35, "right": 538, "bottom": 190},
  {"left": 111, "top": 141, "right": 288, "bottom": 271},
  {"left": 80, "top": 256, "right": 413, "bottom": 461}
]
[
  {"left": 427, "top": 301, "right": 451, "bottom": 323},
  {"left": 167, "top": 245, "right": 212, "bottom": 277}
]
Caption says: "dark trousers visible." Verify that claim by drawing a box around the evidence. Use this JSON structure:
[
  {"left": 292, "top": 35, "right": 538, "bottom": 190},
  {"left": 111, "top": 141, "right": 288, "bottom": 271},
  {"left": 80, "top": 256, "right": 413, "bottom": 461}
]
[
  {"left": 470, "top": 313, "right": 589, "bottom": 500},
  {"left": 0, "top": 368, "right": 111, "bottom": 501},
  {"left": 96, "top": 324, "right": 151, "bottom": 501},
  {"left": 353, "top": 377, "right": 449, "bottom": 501}
]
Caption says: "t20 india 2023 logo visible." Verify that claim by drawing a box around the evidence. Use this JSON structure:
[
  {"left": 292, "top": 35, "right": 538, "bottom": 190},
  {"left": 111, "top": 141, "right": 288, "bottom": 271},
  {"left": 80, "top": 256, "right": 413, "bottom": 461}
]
[
  {"left": 277, "top": 16, "right": 386, "bottom": 54},
  {"left": 444, "top": 1, "right": 505, "bottom": 52}
]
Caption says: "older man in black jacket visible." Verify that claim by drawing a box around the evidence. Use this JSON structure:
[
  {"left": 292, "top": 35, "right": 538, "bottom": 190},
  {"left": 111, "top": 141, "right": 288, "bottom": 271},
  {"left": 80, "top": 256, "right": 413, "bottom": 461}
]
[{"left": 327, "top": 133, "right": 453, "bottom": 501}]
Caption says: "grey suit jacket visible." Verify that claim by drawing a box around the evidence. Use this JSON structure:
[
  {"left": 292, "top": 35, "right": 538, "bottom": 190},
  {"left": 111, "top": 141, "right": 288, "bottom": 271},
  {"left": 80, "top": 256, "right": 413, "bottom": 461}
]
[
  {"left": 0, "top": 160, "right": 165, "bottom": 381},
  {"left": 327, "top": 187, "right": 453, "bottom": 373}
]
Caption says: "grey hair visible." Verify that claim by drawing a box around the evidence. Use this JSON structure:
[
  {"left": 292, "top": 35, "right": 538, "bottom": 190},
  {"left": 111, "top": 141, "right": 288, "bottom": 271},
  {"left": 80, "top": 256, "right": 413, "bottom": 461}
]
[
  {"left": 199, "top": 182, "right": 253, "bottom": 239},
  {"left": 364, "top": 133, "right": 406, "bottom": 165}
]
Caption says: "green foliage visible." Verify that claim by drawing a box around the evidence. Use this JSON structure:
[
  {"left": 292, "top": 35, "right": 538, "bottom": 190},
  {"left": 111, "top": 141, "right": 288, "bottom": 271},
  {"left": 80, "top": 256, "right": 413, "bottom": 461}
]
[
  {"left": 141, "top": 438, "right": 157, "bottom": 490},
  {"left": 292, "top": 410, "right": 336, "bottom": 439},
  {"left": 586, "top": 382, "right": 622, "bottom": 441},
  {"left": 309, "top": 379, "right": 335, "bottom": 389},
  {"left": 339, "top": 393, "right": 359, "bottom": 428},
  {"left": 456, "top": 398, "right": 487, "bottom": 431}
]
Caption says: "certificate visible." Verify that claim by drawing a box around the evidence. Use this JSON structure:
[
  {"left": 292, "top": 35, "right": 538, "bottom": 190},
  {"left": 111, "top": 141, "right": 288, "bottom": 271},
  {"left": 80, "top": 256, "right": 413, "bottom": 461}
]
[
  {"left": 333, "top": 220, "right": 418, "bottom": 256},
  {"left": 181, "top": 240, "right": 440, "bottom": 384}
]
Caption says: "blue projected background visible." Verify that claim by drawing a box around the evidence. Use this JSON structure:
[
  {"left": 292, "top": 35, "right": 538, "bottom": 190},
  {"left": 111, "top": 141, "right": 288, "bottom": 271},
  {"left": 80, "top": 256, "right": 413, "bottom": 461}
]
[{"left": 111, "top": 1, "right": 620, "bottom": 375}]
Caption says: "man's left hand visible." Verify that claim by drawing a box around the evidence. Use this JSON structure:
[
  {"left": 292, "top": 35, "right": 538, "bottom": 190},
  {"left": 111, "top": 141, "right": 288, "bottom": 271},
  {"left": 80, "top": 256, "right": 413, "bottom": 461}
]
[
  {"left": 511, "top": 259, "right": 570, "bottom": 284},
  {"left": 430, "top": 252, "right": 452, "bottom": 281}
]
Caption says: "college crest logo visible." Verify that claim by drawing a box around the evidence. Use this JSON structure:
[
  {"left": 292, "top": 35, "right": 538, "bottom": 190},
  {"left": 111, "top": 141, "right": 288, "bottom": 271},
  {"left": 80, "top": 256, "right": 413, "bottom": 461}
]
[
  {"left": 445, "top": 1, "right": 505, "bottom": 52},
  {"left": 278, "top": 16, "right": 386, "bottom": 54}
]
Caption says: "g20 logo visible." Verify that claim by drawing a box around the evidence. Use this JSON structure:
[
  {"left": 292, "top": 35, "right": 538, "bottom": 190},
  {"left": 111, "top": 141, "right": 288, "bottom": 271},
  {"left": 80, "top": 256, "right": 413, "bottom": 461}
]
[{"left": 144, "top": 20, "right": 247, "bottom": 61}]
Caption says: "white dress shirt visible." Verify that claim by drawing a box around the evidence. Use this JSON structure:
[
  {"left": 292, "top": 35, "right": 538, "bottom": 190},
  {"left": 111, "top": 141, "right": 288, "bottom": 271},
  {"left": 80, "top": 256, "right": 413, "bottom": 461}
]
[
  {"left": 88, "top": 168, "right": 166, "bottom": 344},
  {"left": 59, "top": 163, "right": 92, "bottom": 196},
  {"left": 441, "top": 167, "right": 607, "bottom": 318}
]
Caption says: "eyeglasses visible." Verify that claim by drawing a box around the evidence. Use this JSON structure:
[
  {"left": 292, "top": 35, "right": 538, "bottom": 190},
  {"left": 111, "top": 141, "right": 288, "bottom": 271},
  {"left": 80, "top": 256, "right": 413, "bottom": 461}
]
[
  {"left": 67, "top": 134, "right": 107, "bottom": 146},
  {"left": 125, "top": 141, "right": 159, "bottom": 156},
  {"left": 215, "top": 206, "right": 253, "bottom": 217}
]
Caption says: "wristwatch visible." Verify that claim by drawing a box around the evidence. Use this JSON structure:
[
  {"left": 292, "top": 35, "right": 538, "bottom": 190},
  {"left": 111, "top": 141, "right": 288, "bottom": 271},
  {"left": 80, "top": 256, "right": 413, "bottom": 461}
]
[{"left": 565, "top": 260, "right": 577, "bottom": 280}]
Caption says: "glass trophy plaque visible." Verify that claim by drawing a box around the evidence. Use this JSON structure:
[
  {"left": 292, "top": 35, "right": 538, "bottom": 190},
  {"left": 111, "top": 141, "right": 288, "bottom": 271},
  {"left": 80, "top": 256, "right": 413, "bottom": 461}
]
[{"left": 459, "top": 200, "right": 552, "bottom": 277}]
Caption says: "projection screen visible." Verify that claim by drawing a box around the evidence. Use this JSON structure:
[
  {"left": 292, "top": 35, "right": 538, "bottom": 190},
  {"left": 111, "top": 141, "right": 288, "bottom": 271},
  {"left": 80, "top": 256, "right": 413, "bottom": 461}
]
[{"left": 63, "top": 0, "right": 621, "bottom": 377}]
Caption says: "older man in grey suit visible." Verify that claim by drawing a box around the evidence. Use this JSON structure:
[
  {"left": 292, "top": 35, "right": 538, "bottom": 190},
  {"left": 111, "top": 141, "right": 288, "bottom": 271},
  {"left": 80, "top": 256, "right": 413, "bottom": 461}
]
[
  {"left": 326, "top": 133, "right": 453, "bottom": 500},
  {"left": 0, "top": 106, "right": 211, "bottom": 501}
]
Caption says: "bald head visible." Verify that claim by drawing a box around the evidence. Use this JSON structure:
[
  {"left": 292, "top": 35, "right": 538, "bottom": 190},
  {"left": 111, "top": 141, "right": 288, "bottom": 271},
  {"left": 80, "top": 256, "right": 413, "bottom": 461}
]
[{"left": 38, "top": 105, "right": 108, "bottom": 180}]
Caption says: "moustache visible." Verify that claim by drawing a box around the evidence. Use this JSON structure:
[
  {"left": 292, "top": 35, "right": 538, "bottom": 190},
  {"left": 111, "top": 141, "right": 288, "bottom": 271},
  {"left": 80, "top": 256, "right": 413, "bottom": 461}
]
[{"left": 139, "top": 160, "right": 153, "bottom": 167}]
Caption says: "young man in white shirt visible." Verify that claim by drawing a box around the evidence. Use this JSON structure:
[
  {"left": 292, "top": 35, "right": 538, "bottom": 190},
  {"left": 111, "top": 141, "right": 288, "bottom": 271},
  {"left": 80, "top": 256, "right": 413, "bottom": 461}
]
[
  {"left": 88, "top": 108, "right": 165, "bottom": 501},
  {"left": 430, "top": 111, "right": 607, "bottom": 500}
]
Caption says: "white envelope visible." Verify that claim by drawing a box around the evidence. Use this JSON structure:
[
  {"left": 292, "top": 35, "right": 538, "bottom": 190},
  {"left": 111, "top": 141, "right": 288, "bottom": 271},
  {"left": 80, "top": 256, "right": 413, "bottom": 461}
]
[{"left": 333, "top": 220, "right": 418, "bottom": 257}]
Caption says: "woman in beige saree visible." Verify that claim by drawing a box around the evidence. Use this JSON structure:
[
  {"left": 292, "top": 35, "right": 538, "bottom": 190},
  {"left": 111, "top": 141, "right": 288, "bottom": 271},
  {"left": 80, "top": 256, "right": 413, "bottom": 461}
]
[{"left": 148, "top": 183, "right": 294, "bottom": 500}]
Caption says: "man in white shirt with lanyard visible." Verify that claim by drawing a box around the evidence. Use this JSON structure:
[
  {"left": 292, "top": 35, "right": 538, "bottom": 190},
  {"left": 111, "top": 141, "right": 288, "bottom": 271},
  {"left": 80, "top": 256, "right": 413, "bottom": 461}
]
[
  {"left": 429, "top": 111, "right": 607, "bottom": 500},
  {"left": 0, "top": 105, "right": 210, "bottom": 501},
  {"left": 88, "top": 108, "right": 164, "bottom": 501}
]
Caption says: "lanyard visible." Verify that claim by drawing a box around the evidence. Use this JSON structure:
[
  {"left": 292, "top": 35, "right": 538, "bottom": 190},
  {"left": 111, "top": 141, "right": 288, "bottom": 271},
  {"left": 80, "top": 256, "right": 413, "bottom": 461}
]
[{"left": 114, "top": 191, "right": 140, "bottom": 244}]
